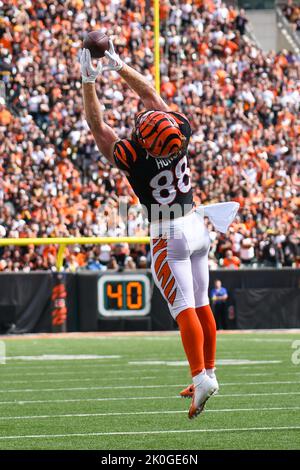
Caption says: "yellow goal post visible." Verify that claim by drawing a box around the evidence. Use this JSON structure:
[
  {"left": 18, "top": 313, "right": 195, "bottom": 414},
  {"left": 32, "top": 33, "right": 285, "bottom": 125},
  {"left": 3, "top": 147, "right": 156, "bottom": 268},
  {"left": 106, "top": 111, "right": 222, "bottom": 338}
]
[
  {"left": 154, "top": 0, "right": 161, "bottom": 94},
  {"left": 0, "top": 237, "right": 150, "bottom": 272}
]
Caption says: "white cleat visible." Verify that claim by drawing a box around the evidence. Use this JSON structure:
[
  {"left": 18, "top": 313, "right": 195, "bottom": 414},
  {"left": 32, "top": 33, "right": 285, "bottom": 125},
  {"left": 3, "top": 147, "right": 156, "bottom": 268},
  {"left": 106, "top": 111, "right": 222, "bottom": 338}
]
[
  {"left": 206, "top": 368, "right": 219, "bottom": 396},
  {"left": 208, "top": 375, "right": 219, "bottom": 396},
  {"left": 188, "top": 375, "right": 218, "bottom": 419}
]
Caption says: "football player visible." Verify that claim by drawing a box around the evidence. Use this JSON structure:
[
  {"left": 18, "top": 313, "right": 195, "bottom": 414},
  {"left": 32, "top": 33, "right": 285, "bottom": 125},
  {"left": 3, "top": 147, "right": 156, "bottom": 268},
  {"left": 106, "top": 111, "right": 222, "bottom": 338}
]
[{"left": 80, "top": 42, "right": 238, "bottom": 419}]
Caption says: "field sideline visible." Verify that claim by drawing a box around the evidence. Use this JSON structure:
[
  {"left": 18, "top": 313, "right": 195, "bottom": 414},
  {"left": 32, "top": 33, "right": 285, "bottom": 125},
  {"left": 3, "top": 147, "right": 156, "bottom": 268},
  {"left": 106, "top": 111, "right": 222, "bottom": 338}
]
[{"left": 0, "top": 331, "right": 299, "bottom": 450}]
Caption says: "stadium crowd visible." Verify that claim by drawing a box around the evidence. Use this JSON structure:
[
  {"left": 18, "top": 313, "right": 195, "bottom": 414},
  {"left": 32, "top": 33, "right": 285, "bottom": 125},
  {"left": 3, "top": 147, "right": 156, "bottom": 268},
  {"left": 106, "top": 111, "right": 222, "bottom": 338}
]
[{"left": 0, "top": 0, "right": 299, "bottom": 272}]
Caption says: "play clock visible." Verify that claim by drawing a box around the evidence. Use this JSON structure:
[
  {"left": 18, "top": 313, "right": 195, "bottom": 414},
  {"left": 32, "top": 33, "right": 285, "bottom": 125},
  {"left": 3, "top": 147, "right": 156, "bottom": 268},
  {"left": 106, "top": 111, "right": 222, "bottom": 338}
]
[{"left": 98, "top": 273, "right": 151, "bottom": 317}]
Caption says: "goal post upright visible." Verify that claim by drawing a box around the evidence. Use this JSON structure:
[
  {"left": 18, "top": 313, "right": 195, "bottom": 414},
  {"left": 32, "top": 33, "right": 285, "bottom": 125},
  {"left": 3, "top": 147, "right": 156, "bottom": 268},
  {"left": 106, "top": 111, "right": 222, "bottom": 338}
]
[{"left": 154, "top": 0, "right": 160, "bottom": 94}]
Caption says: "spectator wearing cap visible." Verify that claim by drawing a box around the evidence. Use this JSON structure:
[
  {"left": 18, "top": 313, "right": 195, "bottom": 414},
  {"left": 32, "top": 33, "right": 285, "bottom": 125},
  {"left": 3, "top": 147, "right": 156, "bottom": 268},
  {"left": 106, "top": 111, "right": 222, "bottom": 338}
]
[
  {"left": 239, "top": 236, "right": 256, "bottom": 266},
  {"left": 98, "top": 244, "right": 112, "bottom": 266},
  {"left": 137, "top": 255, "right": 148, "bottom": 269},
  {"left": 124, "top": 256, "right": 137, "bottom": 270}
]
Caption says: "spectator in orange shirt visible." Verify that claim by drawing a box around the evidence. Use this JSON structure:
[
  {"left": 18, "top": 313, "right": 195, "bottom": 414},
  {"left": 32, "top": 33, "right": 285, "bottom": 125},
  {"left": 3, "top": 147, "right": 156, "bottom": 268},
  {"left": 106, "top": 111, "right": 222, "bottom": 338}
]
[
  {"left": 223, "top": 250, "right": 241, "bottom": 269},
  {"left": 0, "top": 102, "right": 12, "bottom": 126}
]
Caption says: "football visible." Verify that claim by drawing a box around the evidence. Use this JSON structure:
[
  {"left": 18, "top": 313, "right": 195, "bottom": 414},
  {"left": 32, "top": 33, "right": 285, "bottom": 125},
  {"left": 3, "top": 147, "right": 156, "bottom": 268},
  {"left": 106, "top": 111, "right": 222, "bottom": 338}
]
[{"left": 83, "top": 31, "right": 110, "bottom": 59}]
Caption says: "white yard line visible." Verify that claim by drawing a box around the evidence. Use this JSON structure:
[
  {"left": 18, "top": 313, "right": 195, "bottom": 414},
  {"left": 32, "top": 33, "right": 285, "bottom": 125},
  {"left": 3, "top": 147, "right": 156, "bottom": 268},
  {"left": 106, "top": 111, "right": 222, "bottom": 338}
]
[
  {"left": 0, "top": 391, "right": 300, "bottom": 405},
  {"left": 1, "top": 371, "right": 299, "bottom": 386},
  {"left": 220, "top": 380, "right": 300, "bottom": 385},
  {"left": 0, "top": 368, "right": 166, "bottom": 377},
  {"left": 2, "top": 362, "right": 126, "bottom": 369},
  {"left": 225, "top": 372, "right": 300, "bottom": 377},
  {"left": 0, "top": 359, "right": 284, "bottom": 373},
  {"left": 1, "top": 406, "right": 300, "bottom": 421},
  {"left": 220, "top": 365, "right": 285, "bottom": 370},
  {"left": 128, "top": 360, "right": 282, "bottom": 366},
  {"left": 2, "top": 357, "right": 283, "bottom": 367},
  {"left": 1, "top": 329, "right": 299, "bottom": 341},
  {"left": 217, "top": 338, "right": 294, "bottom": 343},
  {"left": 0, "top": 376, "right": 158, "bottom": 386},
  {"left": 6, "top": 355, "right": 122, "bottom": 361},
  {"left": 0, "top": 380, "right": 298, "bottom": 394},
  {"left": 0, "top": 426, "right": 300, "bottom": 440}
]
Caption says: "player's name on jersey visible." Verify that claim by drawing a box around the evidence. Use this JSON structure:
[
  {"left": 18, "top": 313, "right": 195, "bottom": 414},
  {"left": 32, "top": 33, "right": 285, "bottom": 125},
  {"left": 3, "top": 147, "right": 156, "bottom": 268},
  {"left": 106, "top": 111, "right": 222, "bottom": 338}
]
[{"left": 154, "top": 155, "right": 178, "bottom": 169}]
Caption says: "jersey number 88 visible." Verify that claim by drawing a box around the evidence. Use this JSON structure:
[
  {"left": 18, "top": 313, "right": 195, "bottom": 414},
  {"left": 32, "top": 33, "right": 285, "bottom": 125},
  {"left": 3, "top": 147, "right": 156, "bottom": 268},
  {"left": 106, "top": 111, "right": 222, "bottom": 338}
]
[{"left": 149, "top": 156, "right": 191, "bottom": 205}]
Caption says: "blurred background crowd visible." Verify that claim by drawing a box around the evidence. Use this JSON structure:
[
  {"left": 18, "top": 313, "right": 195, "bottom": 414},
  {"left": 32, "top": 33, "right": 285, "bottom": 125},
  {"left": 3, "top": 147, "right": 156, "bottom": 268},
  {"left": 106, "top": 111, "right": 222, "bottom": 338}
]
[
  {"left": 282, "top": 0, "right": 300, "bottom": 32},
  {"left": 0, "top": 0, "right": 299, "bottom": 272}
]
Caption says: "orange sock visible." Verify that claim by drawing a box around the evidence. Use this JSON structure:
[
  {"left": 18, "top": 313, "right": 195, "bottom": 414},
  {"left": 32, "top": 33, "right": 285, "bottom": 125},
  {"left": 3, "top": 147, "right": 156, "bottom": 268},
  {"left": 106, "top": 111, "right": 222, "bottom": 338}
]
[
  {"left": 176, "top": 307, "right": 204, "bottom": 377},
  {"left": 196, "top": 305, "right": 216, "bottom": 370}
]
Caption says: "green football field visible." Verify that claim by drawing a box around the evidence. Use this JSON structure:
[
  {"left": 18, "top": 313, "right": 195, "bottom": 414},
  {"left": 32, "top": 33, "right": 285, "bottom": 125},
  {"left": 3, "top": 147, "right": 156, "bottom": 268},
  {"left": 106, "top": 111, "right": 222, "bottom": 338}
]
[{"left": 0, "top": 331, "right": 299, "bottom": 450}]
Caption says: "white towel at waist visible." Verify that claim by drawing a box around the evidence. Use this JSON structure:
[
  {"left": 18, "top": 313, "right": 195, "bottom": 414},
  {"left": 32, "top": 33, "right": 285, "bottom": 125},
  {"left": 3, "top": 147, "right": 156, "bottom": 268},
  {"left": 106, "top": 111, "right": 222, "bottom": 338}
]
[{"left": 195, "top": 202, "right": 240, "bottom": 234}]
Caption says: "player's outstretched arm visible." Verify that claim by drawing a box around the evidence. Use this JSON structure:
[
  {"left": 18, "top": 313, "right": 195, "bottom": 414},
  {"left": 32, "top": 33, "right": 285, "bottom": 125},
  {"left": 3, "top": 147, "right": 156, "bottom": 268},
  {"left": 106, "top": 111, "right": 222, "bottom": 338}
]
[
  {"left": 119, "top": 63, "right": 170, "bottom": 112},
  {"left": 104, "top": 40, "right": 170, "bottom": 112},
  {"left": 80, "top": 49, "right": 118, "bottom": 166}
]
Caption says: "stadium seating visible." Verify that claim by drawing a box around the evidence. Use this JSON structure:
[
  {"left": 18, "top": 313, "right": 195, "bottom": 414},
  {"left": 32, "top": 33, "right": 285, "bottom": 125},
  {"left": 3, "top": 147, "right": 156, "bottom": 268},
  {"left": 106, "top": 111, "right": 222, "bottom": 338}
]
[
  {"left": 0, "top": 0, "right": 299, "bottom": 271},
  {"left": 282, "top": 0, "right": 300, "bottom": 31}
]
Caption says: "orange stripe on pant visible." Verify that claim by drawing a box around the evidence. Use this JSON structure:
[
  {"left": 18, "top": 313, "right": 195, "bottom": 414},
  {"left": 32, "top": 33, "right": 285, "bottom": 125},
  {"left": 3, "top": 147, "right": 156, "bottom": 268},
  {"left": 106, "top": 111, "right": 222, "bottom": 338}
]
[
  {"left": 152, "top": 238, "right": 167, "bottom": 255},
  {"left": 157, "top": 259, "right": 171, "bottom": 289},
  {"left": 154, "top": 249, "right": 167, "bottom": 274},
  {"left": 152, "top": 239, "right": 177, "bottom": 306}
]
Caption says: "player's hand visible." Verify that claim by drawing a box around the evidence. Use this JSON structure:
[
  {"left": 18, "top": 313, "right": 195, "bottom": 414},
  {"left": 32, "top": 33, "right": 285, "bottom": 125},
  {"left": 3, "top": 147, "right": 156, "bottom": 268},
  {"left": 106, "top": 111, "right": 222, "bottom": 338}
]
[
  {"left": 80, "top": 48, "right": 103, "bottom": 83},
  {"left": 80, "top": 42, "right": 122, "bottom": 83},
  {"left": 104, "top": 40, "right": 123, "bottom": 72}
]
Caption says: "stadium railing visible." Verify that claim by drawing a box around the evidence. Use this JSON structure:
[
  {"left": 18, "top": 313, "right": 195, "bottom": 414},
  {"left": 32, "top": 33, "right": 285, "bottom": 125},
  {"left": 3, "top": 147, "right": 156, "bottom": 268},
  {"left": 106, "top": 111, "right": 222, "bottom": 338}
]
[{"left": 276, "top": 2, "right": 300, "bottom": 53}]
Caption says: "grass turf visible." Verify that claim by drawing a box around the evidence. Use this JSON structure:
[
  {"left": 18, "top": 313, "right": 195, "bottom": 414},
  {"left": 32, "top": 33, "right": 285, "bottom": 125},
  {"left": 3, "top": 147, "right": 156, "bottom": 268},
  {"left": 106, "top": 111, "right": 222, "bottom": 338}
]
[{"left": 0, "top": 331, "right": 299, "bottom": 450}]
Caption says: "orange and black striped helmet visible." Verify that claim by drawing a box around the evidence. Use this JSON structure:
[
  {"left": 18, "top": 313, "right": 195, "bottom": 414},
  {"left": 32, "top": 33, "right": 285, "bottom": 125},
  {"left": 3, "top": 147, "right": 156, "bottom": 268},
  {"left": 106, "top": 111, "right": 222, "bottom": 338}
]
[{"left": 133, "top": 110, "right": 185, "bottom": 158}]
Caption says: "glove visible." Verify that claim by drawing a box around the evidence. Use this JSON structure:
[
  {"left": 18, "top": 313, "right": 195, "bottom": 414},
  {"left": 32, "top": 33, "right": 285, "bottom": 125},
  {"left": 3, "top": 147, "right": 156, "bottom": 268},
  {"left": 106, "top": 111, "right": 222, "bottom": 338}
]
[
  {"left": 104, "top": 40, "right": 123, "bottom": 72},
  {"left": 80, "top": 48, "right": 102, "bottom": 83},
  {"left": 80, "top": 41, "right": 123, "bottom": 83}
]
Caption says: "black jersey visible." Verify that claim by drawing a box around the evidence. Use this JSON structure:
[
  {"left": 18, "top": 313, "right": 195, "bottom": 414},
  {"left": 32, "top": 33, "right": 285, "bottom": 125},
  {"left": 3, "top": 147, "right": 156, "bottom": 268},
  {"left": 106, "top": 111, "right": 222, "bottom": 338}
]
[{"left": 113, "top": 112, "right": 193, "bottom": 222}]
